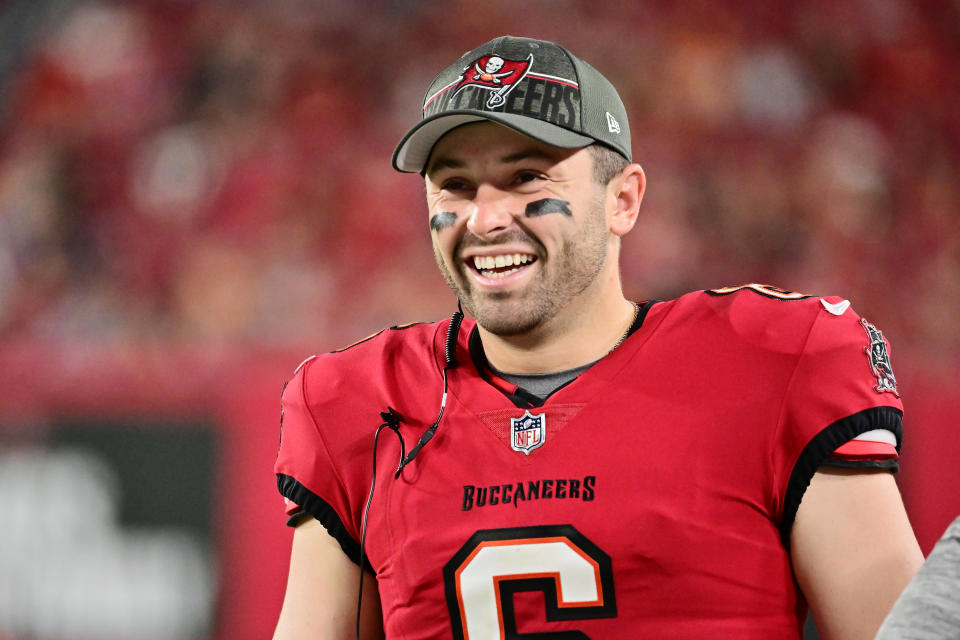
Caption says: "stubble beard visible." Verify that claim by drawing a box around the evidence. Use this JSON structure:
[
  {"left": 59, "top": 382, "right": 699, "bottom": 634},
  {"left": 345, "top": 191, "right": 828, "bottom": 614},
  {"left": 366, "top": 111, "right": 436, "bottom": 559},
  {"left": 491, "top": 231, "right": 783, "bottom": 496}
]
[{"left": 432, "top": 199, "right": 609, "bottom": 337}]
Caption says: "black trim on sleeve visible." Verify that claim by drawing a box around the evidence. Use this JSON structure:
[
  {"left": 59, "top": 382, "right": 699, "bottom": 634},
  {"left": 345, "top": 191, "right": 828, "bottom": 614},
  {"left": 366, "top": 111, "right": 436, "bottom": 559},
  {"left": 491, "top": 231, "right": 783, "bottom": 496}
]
[
  {"left": 820, "top": 457, "right": 900, "bottom": 471},
  {"left": 780, "top": 406, "right": 903, "bottom": 548},
  {"left": 277, "top": 473, "right": 375, "bottom": 573},
  {"left": 285, "top": 511, "right": 312, "bottom": 527}
]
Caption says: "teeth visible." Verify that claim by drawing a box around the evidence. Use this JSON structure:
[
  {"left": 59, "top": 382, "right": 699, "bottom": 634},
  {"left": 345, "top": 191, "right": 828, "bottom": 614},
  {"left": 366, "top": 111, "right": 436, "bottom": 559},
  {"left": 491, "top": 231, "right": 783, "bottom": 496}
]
[
  {"left": 472, "top": 254, "right": 533, "bottom": 271},
  {"left": 480, "top": 267, "right": 520, "bottom": 278}
]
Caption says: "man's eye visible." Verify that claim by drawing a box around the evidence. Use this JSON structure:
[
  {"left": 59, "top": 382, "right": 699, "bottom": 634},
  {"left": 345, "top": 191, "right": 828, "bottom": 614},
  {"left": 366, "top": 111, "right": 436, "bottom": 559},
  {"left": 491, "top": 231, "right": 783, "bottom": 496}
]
[
  {"left": 515, "top": 172, "right": 543, "bottom": 184},
  {"left": 442, "top": 179, "right": 471, "bottom": 191}
]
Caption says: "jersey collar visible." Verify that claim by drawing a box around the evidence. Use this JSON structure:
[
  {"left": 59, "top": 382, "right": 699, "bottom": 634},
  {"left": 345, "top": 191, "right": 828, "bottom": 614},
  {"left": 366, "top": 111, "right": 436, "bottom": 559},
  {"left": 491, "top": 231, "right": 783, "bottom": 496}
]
[{"left": 448, "top": 301, "right": 659, "bottom": 409}]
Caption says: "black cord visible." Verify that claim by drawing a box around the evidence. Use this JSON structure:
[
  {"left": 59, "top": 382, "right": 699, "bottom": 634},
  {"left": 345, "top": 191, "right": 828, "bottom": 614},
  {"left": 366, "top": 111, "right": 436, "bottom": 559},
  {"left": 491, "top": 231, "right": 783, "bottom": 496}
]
[
  {"left": 356, "top": 408, "right": 404, "bottom": 640},
  {"left": 355, "top": 305, "right": 464, "bottom": 638},
  {"left": 395, "top": 305, "right": 463, "bottom": 477},
  {"left": 445, "top": 300, "right": 465, "bottom": 366}
]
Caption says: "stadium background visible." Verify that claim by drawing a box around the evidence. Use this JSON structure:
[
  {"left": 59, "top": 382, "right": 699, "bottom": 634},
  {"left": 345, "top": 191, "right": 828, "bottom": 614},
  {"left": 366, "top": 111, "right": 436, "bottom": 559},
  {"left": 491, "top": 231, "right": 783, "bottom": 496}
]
[{"left": 0, "top": 0, "right": 958, "bottom": 638}]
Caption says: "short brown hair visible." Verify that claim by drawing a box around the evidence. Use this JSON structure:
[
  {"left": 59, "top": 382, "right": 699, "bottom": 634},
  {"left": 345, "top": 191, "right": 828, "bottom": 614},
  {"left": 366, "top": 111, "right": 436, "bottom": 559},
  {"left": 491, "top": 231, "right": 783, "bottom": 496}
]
[{"left": 588, "top": 144, "right": 629, "bottom": 185}]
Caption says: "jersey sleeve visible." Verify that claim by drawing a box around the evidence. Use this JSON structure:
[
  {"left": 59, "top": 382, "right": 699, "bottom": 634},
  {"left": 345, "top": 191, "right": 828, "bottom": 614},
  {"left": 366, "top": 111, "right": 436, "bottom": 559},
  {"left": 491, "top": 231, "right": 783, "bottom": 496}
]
[
  {"left": 776, "top": 299, "right": 904, "bottom": 542},
  {"left": 275, "top": 356, "right": 369, "bottom": 568},
  {"left": 273, "top": 321, "right": 447, "bottom": 569}
]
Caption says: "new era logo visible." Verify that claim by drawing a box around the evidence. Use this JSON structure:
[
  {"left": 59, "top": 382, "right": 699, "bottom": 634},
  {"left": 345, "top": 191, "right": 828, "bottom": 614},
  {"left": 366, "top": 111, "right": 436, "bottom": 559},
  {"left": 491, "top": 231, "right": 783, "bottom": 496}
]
[{"left": 606, "top": 112, "right": 621, "bottom": 134}]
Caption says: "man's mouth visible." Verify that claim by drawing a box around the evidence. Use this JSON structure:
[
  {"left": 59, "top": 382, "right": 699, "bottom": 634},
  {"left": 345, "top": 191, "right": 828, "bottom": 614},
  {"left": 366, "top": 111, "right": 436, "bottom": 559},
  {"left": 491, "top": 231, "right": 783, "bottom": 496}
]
[{"left": 469, "top": 253, "right": 538, "bottom": 279}]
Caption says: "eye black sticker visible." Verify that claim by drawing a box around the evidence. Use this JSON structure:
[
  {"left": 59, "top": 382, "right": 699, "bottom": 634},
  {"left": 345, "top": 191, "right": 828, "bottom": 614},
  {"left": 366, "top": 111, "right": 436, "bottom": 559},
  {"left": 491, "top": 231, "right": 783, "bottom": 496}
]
[
  {"left": 430, "top": 211, "right": 457, "bottom": 231},
  {"left": 524, "top": 198, "right": 572, "bottom": 217}
]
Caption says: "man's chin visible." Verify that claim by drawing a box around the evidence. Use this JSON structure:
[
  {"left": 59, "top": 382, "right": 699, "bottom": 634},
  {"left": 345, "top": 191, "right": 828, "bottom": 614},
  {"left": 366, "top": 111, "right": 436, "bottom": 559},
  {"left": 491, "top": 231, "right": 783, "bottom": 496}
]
[
  {"left": 476, "top": 318, "right": 543, "bottom": 337},
  {"left": 471, "top": 301, "right": 548, "bottom": 337},
  {"left": 448, "top": 279, "right": 550, "bottom": 336}
]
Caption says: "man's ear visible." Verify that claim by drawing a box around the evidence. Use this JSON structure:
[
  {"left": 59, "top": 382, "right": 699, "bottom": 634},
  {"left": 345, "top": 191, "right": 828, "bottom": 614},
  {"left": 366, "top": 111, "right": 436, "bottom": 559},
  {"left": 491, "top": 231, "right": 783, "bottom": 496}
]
[{"left": 608, "top": 163, "right": 645, "bottom": 237}]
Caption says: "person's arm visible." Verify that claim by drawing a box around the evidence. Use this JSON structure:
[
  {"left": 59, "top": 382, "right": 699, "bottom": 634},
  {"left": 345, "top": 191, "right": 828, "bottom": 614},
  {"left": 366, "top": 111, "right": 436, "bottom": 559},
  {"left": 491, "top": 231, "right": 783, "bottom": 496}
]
[
  {"left": 274, "top": 517, "right": 384, "bottom": 640},
  {"left": 791, "top": 467, "right": 923, "bottom": 640}
]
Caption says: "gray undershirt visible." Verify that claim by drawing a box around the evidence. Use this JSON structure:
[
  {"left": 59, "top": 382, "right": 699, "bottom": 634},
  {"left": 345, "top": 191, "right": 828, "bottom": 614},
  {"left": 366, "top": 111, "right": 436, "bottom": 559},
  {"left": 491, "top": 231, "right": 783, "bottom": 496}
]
[
  {"left": 484, "top": 301, "right": 643, "bottom": 401},
  {"left": 875, "top": 515, "right": 960, "bottom": 639},
  {"left": 491, "top": 361, "right": 597, "bottom": 402}
]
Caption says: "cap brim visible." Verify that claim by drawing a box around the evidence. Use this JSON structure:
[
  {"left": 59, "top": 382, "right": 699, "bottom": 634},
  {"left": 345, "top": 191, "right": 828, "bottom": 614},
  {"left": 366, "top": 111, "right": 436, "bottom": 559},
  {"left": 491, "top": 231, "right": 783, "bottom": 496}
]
[{"left": 392, "top": 110, "right": 595, "bottom": 173}]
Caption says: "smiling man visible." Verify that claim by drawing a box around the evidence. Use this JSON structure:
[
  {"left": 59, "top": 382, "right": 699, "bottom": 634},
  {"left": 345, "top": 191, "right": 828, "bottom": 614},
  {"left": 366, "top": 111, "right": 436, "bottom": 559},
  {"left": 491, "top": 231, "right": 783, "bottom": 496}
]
[
  {"left": 424, "top": 122, "right": 639, "bottom": 371},
  {"left": 273, "top": 36, "right": 922, "bottom": 639}
]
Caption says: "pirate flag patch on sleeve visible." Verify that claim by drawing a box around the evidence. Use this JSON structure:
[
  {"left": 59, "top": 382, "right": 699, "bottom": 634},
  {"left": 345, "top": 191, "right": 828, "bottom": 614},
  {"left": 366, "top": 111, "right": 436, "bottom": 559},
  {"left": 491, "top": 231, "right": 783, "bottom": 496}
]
[{"left": 861, "top": 318, "right": 899, "bottom": 396}]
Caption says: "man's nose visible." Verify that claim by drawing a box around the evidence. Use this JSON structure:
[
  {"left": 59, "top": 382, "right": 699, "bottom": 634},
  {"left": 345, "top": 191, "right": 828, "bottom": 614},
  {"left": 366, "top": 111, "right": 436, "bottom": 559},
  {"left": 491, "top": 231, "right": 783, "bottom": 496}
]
[{"left": 465, "top": 185, "right": 514, "bottom": 237}]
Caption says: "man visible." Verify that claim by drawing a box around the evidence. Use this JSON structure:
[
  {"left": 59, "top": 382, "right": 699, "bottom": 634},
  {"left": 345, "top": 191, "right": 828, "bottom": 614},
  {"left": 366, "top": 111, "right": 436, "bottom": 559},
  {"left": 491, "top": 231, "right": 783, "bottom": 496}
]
[{"left": 273, "top": 36, "right": 922, "bottom": 639}]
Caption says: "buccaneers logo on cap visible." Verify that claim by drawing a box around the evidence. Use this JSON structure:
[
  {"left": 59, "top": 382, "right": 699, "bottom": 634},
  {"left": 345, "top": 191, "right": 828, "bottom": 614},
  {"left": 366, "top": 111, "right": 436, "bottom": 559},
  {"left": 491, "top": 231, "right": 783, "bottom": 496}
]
[{"left": 453, "top": 53, "right": 533, "bottom": 109}]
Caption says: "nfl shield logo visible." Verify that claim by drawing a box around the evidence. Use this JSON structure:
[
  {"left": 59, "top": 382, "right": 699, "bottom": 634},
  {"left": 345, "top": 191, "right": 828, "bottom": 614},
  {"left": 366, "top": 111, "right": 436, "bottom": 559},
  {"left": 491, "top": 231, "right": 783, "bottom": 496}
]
[{"left": 511, "top": 410, "right": 546, "bottom": 455}]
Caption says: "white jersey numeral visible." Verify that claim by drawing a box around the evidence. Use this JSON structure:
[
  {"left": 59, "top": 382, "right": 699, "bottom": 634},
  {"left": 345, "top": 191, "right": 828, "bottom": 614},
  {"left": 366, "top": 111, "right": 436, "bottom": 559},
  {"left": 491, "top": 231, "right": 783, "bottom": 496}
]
[{"left": 443, "top": 525, "right": 616, "bottom": 639}]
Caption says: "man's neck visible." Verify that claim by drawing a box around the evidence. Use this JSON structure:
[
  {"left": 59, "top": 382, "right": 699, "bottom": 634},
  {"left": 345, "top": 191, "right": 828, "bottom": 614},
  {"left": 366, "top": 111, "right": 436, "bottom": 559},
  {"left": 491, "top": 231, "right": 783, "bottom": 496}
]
[{"left": 476, "top": 294, "right": 638, "bottom": 374}]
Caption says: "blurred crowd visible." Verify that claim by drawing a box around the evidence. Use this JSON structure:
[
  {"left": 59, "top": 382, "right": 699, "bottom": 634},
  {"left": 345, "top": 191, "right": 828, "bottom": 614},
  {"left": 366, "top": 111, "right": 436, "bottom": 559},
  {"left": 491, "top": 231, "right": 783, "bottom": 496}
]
[{"left": 0, "top": 0, "right": 958, "bottom": 373}]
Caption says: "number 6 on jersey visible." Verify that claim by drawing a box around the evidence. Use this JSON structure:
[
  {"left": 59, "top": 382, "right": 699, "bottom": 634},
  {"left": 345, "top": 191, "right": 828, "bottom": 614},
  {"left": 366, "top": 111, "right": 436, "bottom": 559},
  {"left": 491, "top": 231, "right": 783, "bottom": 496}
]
[{"left": 443, "top": 525, "right": 617, "bottom": 639}]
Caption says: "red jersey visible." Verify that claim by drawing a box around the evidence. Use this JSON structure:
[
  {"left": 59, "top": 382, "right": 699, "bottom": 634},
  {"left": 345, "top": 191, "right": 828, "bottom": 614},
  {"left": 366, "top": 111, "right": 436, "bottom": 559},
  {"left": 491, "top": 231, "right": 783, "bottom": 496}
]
[{"left": 275, "top": 286, "right": 903, "bottom": 638}]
